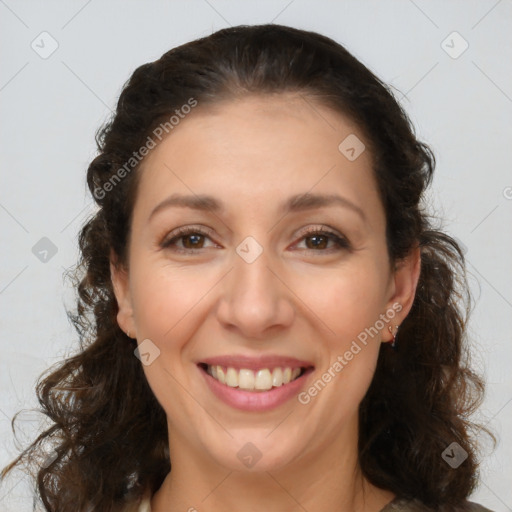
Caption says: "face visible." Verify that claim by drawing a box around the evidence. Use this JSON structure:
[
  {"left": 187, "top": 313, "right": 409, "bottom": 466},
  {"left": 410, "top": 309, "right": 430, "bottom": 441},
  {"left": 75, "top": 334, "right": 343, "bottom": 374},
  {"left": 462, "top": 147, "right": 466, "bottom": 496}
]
[{"left": 111, "top": 93, "right": 420, "bottom": 475}]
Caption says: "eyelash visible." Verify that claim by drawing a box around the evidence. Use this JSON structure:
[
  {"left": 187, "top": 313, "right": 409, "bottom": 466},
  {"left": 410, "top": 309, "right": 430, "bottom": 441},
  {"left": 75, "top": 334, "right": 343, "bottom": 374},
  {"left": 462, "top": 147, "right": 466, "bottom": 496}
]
[{"left": 160, "top": 225, "right": 351, "bottom": 255}]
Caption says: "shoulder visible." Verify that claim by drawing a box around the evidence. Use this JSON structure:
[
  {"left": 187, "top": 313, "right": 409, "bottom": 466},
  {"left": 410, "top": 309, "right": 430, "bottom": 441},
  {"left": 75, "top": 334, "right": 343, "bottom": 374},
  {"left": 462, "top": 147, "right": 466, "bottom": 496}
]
[
  {"left": 381, "top": 498, "right": 495, "bottom": 512},
  {"left": 138, "top": 495, "right": 152, "bottom": 512},
  {"left": 465, "top": 503, "right": 495, "bottom": 512},
  {"left": 137, "top": 494, "right": 152, "bottom": 512},
  {"left": 122, "top": 490, "right": 152, "bottom": 512}
]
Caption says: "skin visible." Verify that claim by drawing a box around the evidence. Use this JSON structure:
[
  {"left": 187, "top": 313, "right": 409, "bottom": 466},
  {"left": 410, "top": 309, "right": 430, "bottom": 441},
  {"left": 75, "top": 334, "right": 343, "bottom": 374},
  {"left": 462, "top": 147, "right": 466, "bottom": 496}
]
[{"left": 111, "top": 93, "right": 421, "bottom": 512}]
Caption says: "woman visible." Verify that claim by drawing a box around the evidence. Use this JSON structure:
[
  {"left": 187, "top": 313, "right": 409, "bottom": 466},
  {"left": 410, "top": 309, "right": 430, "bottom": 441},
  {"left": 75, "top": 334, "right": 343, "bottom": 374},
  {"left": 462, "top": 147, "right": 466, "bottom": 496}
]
[{"left": 2, "top": 24, "right": 495, "bottom": 512}]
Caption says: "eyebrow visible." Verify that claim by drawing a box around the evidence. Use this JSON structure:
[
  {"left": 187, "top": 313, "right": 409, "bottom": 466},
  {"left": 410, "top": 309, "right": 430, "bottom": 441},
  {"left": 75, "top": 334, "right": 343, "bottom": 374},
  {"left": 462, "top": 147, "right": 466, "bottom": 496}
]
[{"left": 148, "top": 192, "right": 366, "bottom": 222}]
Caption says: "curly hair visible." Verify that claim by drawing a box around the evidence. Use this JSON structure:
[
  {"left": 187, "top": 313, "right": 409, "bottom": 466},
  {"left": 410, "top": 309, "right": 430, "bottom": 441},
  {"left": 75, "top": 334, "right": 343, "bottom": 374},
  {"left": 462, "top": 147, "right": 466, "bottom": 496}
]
[{"left": 2, "top": 24, "right": 494, "bottom": 512}]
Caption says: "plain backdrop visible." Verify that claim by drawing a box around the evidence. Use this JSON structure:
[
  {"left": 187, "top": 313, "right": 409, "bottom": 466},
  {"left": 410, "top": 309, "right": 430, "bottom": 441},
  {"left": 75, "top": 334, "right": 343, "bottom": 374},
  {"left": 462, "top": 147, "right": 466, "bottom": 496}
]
[{"left": 1, "top": 1, "right": 511, "bottom": 510}]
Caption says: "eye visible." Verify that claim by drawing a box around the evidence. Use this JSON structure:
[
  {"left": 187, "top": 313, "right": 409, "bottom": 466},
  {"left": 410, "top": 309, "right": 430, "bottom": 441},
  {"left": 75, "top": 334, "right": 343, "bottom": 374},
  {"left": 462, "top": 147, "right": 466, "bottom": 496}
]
[
  {"left": 293, "top": 226, "right": 351, "bottom": 253},
  {"left": 161, "top": 226, "right": 217, "bottom": 253},
  {"left": 160, "top": 225, "right": 351, "bottom": 255}
]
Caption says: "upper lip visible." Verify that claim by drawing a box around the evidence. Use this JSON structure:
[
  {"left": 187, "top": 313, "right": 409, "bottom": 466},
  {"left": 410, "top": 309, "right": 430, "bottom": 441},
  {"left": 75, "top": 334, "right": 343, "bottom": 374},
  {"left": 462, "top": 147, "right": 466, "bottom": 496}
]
[{"left": 199, "top": 354, "right": 315, "bottom": 371}]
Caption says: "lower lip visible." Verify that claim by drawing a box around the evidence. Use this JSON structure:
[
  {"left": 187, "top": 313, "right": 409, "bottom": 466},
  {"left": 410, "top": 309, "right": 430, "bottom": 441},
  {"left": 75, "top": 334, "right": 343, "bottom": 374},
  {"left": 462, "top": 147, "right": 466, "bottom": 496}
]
[{"left": 198, "top": 365, "right": 314, "bottom": 412}]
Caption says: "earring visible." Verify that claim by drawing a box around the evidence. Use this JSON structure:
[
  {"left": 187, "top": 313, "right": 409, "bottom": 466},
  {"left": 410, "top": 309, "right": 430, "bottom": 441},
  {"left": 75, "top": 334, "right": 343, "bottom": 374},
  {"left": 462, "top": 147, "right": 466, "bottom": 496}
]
[
  {"left": 126, "top": 330, "right": 131, "bottom": 338},
  {"left": 387, "top": 325, "right": 399, "bottom": 350}
]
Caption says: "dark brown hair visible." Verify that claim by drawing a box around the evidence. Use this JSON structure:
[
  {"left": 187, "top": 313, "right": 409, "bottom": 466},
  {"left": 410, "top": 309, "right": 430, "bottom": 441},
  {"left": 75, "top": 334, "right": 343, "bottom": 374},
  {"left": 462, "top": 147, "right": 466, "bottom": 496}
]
[{"left": 2, "top": 24, "right": 494, "bottom": 512}]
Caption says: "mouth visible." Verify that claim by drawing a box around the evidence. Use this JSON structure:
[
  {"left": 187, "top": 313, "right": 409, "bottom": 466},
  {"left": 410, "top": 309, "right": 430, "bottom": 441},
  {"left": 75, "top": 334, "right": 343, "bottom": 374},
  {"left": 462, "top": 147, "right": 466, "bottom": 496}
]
[
  {"left": 198, "top": 363, "right": 310, "bottom": 392},
  {"left": 196, "top": 357, "right": 315, "bottom": 412}
]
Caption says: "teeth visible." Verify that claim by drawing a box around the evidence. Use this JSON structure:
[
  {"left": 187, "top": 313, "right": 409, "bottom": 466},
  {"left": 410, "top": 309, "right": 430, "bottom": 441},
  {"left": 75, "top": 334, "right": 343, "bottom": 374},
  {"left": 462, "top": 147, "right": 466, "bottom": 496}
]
[
  {"left": 206, "top": 365, "right": 303, "bottom": 391},
  {"left": 239, "top": 369, "right": 255, "bottom": 390},
  {"left": 255, "top": 369, "right": 272, "bottom": 390},
  {"left": 272, "top": 367, "right": 283, "bottom": 387},
  {"left": 225, "top": 367, "right": 238, "bottom": 387}
]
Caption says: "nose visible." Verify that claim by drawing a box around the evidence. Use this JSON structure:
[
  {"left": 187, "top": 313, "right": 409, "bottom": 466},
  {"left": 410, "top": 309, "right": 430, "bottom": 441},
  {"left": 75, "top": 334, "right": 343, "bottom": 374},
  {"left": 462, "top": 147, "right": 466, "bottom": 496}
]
[{"left": 215, "top": 240, "right": 295, "bottom": 340}]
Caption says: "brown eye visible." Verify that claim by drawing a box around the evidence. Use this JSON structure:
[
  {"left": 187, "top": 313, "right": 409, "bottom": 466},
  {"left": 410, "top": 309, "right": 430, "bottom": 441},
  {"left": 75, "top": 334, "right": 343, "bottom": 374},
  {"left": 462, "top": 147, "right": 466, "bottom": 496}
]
[
  {"left": 161, "top": 227, "right": 216, "bottom": 253},
  {"left": 304, "top": 233, "right": 329, "bottom": 250},
  {"left": 295, "top": 228, "right": 351, "bottom": 253},
  {"left": 181, "top": 233, "right": 206, "bottom": 249}
]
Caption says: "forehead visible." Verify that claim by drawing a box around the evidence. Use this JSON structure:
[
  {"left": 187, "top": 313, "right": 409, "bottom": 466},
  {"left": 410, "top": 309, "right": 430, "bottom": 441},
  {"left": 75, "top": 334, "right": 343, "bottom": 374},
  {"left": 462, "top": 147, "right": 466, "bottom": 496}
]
[{"left": 133, "top": 93, "right": 382, "bottom": 225}]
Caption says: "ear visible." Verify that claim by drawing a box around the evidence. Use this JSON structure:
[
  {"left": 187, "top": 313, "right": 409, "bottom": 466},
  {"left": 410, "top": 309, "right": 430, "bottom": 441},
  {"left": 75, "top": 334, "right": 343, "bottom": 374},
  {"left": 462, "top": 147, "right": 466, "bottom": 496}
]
[
  {"left": 382, "top": 245, "right": 421, "bottom": 342},
  {"left": 110, "top": 249, "right": 136, "bottom": 338}
]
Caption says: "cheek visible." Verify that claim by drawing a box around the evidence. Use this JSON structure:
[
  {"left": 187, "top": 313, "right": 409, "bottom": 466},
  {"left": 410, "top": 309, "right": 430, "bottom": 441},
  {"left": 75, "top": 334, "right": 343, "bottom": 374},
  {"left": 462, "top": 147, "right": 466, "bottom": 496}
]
[
  {"left": 298, "top": 268, "right": 387, "bottom": 418},
  {"left": 131, "top": 261, "right": 217, "bottom": 341},
  {"left": 129, "top": 263, "right": 215, "bottom": 411},
  {"left": 295, "top": 262, "right": 388, "bottom": 341}
]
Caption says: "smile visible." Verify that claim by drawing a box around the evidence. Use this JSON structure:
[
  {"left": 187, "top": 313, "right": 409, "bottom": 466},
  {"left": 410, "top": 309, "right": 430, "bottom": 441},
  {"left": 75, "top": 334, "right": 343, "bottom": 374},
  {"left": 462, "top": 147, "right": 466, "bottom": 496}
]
[
  {"left": 201, "top": 364, "right": 304, "bottom": 392},
  {"left": 197, "top": 357, "right": 315, "bottom": 412}
]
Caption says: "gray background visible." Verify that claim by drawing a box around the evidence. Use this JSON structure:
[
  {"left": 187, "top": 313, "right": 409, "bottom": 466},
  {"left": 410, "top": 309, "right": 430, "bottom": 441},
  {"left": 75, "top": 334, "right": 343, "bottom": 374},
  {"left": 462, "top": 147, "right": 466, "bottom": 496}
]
[{"left": 1, "top": 0, "right": 511, "bottom": 510}]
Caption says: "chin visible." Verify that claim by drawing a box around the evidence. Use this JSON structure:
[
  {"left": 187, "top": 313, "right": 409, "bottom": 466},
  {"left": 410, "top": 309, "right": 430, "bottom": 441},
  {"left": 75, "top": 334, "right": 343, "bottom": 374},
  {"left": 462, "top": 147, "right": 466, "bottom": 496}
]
[{"left": 205, "top": 430, "right": 306, "bottom": 473}]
